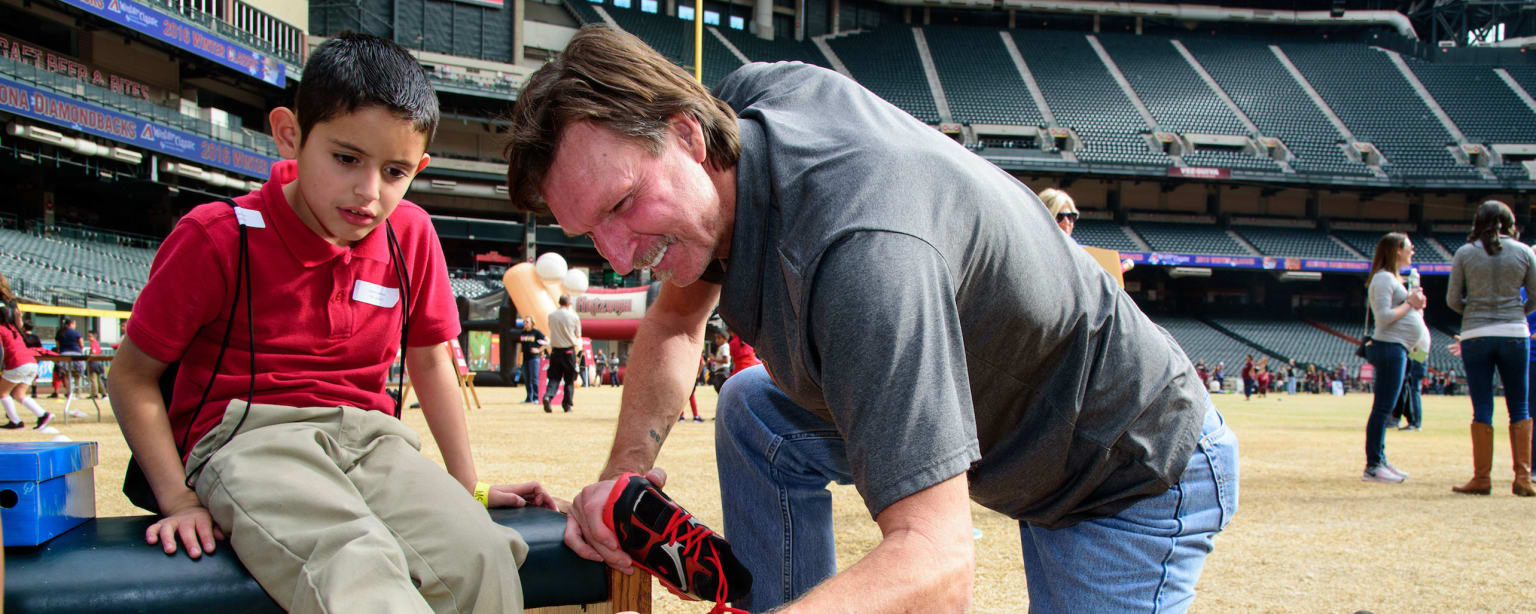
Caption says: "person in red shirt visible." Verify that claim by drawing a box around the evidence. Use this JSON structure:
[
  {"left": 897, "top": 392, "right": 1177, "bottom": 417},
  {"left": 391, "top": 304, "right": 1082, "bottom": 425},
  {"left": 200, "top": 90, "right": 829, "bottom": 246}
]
[
  {"left": 727, "top": 331, "right": 760, "bottom": 377},
  {"left": 0, "top": 301, "right": 53, "bottom": 429},
  {"left": 108, "top": 33, "right": 552, "bottom": 614}
]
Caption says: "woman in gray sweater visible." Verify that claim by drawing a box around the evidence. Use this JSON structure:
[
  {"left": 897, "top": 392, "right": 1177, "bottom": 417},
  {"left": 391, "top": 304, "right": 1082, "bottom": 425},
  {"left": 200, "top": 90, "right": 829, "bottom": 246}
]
[
  {"left": 1447, "top": 200, "right": 1536, "bottom": 497},
  {"left": 1363, "top": 232, "right": 1427, "bottom": 483}
]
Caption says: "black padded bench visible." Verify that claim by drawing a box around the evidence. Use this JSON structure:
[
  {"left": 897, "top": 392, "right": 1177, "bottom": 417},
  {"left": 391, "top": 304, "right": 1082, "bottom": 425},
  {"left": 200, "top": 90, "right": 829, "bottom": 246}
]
[{"left": 3, "top": 507, "right": 650, "bottom": 613}]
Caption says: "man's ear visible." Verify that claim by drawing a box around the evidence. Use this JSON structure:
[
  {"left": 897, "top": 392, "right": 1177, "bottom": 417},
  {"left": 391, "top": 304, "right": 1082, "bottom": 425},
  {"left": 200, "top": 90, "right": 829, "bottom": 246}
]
[
  {"left": 668, "top": 113, "right": 707, "bottom": 164},
  {"left": 269, "top": 107, "right": 301, "bottom": 160}
]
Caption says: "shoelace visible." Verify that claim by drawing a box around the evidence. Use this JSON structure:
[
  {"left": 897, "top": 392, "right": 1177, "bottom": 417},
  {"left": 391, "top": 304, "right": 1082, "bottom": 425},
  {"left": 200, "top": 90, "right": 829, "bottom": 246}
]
[{"left": 659, "top": 508, "right": 750, "bottom": 614}]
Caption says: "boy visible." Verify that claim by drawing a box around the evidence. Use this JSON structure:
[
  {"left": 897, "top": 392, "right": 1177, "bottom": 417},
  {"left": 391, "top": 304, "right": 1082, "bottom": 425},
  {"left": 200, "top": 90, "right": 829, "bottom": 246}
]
[{"left": 110, "top": 32, "right": 551, "bottom": 613}]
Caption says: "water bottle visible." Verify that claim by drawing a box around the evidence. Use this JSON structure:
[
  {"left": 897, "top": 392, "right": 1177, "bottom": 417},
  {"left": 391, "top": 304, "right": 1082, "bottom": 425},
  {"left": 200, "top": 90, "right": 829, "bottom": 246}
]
[{"left": 1406, "top": 268, "right": 1420, "bottom": 290}]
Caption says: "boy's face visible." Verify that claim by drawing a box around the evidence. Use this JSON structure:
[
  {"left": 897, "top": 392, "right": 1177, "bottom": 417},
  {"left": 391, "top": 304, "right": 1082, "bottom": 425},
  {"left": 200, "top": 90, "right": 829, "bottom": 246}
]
[{"left": 273, "top": 105, "right": 430, "bottom": 247}]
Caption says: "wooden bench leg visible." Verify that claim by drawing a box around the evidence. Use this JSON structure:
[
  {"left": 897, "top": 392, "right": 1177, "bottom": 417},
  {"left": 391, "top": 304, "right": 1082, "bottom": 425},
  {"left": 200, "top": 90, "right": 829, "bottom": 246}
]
[{"left": 524, "top": 567, "right": 651, "bottom": 614}]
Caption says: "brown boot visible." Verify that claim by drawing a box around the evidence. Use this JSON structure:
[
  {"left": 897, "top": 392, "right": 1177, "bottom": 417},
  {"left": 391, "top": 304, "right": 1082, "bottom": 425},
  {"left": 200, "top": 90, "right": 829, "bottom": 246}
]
[
  {"left": 1452, "top": 422, "right": 1494, "bottom": 495},
  {"left": 1511, "top": 419, "right": 1534, "bottom": 497}
]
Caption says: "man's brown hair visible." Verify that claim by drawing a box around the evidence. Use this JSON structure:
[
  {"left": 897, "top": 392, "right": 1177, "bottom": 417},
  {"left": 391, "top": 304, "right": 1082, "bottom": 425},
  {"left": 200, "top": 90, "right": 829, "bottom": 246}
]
[{"left": 503, "top": 24, "right": 740, "bottom": 216}]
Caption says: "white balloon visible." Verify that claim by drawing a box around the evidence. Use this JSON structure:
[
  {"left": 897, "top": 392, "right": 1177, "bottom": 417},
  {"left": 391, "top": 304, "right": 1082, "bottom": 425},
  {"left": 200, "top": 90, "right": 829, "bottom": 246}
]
[
  {"left": 535, "top": 252, "right": 568, "bottom": 280},
  {"left": 564, "top": 269, "right": 590, "bottom": 295}
]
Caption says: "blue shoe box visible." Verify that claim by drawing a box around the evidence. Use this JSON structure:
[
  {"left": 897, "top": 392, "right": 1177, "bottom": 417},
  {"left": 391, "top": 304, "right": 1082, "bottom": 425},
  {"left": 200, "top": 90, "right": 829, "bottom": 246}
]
[{"left": 1, "top": 441, "right": 98, "bottom": 546}]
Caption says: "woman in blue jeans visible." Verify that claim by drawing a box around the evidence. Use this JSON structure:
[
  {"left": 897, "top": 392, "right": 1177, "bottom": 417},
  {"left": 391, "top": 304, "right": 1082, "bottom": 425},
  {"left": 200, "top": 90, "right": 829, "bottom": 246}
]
[
  {"left": 1363, "top": 232, "right": 1427, "bottom": 483},
  {"left": 1447, "top": 200, "right": 1536, "bottom": 497}
]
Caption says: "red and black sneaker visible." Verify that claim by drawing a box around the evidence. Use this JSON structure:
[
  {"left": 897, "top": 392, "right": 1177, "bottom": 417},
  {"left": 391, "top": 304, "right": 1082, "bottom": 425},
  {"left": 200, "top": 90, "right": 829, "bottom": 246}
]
[{"left": 602, "top": 473, "right": 752, "bottom": 612}]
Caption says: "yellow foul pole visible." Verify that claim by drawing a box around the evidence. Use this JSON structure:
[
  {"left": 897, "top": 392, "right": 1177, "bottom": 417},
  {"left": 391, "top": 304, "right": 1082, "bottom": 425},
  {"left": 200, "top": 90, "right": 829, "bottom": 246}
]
[{"left": 694, "top": 0, "right": 703, "bottom": 83}]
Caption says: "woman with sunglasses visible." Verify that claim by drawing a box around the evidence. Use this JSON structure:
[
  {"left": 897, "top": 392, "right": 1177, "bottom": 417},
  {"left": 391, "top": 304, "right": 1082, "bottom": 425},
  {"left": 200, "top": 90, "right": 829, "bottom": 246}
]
[{"left": 1039, "top": 188, "right": 1079, "bottom": 235}]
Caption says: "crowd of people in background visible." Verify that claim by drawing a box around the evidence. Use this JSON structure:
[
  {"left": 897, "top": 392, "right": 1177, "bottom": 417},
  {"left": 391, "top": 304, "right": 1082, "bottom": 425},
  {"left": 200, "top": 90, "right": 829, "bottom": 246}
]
[{"left": 1191, "top": 357, "right": 1460, "bottom": 397}]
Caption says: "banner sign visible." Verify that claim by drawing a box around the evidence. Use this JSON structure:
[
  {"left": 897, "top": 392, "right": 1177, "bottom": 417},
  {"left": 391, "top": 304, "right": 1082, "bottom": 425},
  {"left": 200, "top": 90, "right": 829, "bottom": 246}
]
[
  {"left": 0, "top": 35, "right": 160, "bottom": 101},
  {"left": 447, "top": 0, "right": 504, "bottom": 8},
  {"left": 1167, "top": 167, "right": 1232, "bottom": 179},
  {"left": 57, "top": 0, "right": 284, "bottom": 87},
  {"left": 1118, "top": 251, "right": 1451, "bottom": 276},
  {"left": 0, "top": 75, "right": 278, "bottom": 178}
]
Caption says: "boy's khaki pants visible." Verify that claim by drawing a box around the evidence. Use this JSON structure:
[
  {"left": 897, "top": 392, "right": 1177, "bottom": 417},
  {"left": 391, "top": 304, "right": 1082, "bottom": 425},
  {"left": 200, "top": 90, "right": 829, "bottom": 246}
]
[{"left": 187, "top": 401, "right": 528, "bottom": 614}]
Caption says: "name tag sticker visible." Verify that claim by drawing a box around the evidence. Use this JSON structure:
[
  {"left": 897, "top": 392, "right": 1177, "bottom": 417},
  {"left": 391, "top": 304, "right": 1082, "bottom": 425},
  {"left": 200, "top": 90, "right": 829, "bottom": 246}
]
[
  {"left": 234, "top": 208, "right": 266, "bottom": 228},
  {"left": 352, "top": 280, "right": 400, "bottom": 308}
]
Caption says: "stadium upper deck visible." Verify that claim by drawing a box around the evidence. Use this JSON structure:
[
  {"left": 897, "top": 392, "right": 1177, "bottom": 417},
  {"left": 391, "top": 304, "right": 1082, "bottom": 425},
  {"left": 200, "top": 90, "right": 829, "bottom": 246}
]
[{"left": 568, "top": 0, "right": 1536, "bottom": 191}]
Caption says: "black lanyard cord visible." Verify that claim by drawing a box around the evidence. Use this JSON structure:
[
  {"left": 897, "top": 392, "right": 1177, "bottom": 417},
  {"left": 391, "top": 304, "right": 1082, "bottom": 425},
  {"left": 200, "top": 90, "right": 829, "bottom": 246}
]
[
  {"left": 182, "top": 207, "right": 256, "bottom": 488},
  {"left": 385, "top": 220, "right": 411, "bottom": 419}
]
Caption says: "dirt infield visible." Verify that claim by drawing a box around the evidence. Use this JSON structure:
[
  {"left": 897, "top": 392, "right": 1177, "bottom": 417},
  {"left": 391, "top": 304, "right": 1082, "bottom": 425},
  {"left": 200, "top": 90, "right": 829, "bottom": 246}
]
[{"left": 3, "top": 386, "right": 1529, "bottom": 612}]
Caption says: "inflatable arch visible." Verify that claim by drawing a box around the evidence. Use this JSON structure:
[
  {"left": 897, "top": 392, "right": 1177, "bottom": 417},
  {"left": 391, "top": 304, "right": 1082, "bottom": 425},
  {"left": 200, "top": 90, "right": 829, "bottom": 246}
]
[{"left": 501, "top": 253, "right": 659, "bottom": 340}]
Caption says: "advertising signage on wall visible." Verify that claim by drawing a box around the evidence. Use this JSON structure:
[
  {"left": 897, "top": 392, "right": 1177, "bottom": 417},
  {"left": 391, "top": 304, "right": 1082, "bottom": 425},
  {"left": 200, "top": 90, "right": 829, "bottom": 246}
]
[
  {"left": 0, "top": 35, "right": 161, "bottom": 101},
  {"left": 0, "top": 75, "right": 277, "bottom": 178},
  {"left": 55, "top": 0, "right": 284, "bottom": 88},
  {"left": 1118, "top": 251, "right": 1451, "bottom": 276},
  {"left": 447, "top": 0, "right": 505, "bottom": 8}
]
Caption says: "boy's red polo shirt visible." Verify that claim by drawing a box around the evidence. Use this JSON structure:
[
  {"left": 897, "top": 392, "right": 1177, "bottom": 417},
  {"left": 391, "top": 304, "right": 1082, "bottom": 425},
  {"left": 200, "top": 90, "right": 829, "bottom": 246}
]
[{"left": 129, "top": 160, "right": 460, "bottom": 455}]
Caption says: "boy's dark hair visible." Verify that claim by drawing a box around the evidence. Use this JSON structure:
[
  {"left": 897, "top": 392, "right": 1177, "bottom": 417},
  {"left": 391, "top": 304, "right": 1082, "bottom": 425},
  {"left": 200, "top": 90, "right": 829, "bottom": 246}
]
[{"left": 296, "top": 31, "right": 439, "bottom": 147}]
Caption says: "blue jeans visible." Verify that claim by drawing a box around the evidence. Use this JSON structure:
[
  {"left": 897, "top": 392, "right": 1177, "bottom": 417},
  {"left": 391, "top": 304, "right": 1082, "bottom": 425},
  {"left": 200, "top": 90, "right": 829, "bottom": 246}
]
[
  {"left": 715, "top": 365, "right": 1238, "bottom": 613},
  {"left": 1402, "top": 359, "right": 1425, "bottom": 428},
  {"left": 1366, "top": 341, "right": 1407, "bottom": 467},
  {"left": 521, "top": 356, "right": 542, "bottom": 403},
  {"left": 1460, "top": 336, "right": 1530, "bottom": 425}
]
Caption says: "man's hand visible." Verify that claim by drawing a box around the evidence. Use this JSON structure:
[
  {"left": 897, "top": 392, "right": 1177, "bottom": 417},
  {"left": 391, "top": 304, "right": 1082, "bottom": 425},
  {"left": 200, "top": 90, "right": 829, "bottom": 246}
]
[
  {"left": 490, "top": 481, "right": 562, "bottom": 511},
  {"left": 145, "top": 492, "right": 224, "bottom": 559},
  {"left": 563, "top": 466, "right": 668, "bottom": 573}
]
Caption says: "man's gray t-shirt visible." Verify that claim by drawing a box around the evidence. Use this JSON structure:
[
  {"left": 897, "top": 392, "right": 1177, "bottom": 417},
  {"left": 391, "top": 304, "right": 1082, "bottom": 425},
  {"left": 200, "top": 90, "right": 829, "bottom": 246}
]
[{"left": 712, "top": 63, "right": 1207, "bottom": 529}]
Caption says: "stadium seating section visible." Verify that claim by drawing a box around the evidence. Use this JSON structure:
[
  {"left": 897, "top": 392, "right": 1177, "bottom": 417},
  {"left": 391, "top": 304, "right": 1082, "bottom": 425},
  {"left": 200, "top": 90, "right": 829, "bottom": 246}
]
[
  {"left": 0, "top": 229, "right": 152, "bottom": 305},
  {"left": 1332, "top": 230, "right": 1449, "bottom": 264},
  {"left": 1072, "top": 220, "right": 1141, "bottom": 253},
  {"left": 1013, "top": 29, "right": 1172, "bottom": 167},
  {"left": 1131, "top": 222, "right": 1250, "bottom": 256},
  {"left": 569, "top": 4, "right": 1531, "bottom": 185},
  {"left": 1149, "top": 316, "right": 1258, "bottom": 375},
  {"left": 1284, "top": 43, "right": 1480, "bottom": 180},
  {"left": 1235, "top": 226, "right": 1359, "bottom": 260},
  {"left": 924, "top": 25, "right": 1044, "bottom": 127},
  {"left": 826, "top": 27, "right": 941, "bottom": 123}
]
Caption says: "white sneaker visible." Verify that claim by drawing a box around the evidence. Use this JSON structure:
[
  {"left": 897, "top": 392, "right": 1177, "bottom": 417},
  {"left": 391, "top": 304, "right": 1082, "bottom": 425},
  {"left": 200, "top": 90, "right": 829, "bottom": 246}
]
[
  {"left": 1363, "top": 465, "right": 1406, "bottom": 483},
  {"left": 1380, "top": 461, "right": 1409, "bottom": 479},
  {"left": 67, "top": 409, "right": 89, "bottom": 418}
]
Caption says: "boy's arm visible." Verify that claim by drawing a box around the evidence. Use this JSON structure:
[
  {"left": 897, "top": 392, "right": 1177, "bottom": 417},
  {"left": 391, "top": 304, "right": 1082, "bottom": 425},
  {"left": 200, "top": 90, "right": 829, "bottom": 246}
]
[
  {"left": 108, "top": 335, "right": 224, "bottom": 559},
  {"left": 406, "top": 342, "right": 475, "bottom": 491}
]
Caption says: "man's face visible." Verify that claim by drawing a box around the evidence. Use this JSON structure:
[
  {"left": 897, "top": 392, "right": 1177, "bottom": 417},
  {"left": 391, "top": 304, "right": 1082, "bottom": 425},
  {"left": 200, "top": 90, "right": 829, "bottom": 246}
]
[
  {"left": 284, "top": 106, "right": 430, "bottom": 247},
  {"left": 542, "top": 119, "right": 731, "bottom": 287}
]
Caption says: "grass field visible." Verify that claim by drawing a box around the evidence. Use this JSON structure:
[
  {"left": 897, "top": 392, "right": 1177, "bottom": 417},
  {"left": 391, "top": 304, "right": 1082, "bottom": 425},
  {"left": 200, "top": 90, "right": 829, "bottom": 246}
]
[{"left": 3, "top": 385, "right": 1530, "bottom": 612}]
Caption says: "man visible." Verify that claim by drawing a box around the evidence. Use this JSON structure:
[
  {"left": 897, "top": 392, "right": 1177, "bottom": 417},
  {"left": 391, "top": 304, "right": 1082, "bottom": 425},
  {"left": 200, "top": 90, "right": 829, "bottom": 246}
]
[
  {"left": 505, "top": 25, "right": 1238, "bottom": 613},
  {"left": 54, "top": 318, "right": 84, "bottom": 399},
  {"left": 517, "top": 316, "right": 548, "bottom": 403},
  {"left": 543, "top": 294, "right": 582, "bottom": 413}
]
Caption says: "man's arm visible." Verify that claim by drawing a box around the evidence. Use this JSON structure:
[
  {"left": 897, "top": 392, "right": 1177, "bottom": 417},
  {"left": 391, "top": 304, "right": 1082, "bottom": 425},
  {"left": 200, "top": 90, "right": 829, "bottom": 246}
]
[
  {"left": 406, "top": 342, "right": 475, "bottom": 491},
  {"left": 774, "top": 475, "right": 974, "bottom": 614},
  {"left": 108, "top": 336, "right": 224, "bottom": 558},
  {"left": 563, "top": 279, "right": 720, "bottom": 570},
  {"left": 602, "top": 280, "right": 721, "bottom": 477}
]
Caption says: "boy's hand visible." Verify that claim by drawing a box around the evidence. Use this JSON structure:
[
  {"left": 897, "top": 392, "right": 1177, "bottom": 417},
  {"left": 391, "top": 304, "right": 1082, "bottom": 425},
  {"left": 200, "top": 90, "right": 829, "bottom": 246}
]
[
  {"left": 489, "top": 481, "right": 561, "bottom": 511},
  {"left": 146, "top": 495, "right": 224, "bottom": 559}
]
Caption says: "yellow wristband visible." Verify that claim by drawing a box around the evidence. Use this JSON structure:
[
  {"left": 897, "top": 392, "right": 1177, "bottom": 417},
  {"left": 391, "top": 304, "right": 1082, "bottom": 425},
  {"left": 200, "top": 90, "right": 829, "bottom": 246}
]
[{"left": 473, "top": 482, "right": 491, "bottom": 508}]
